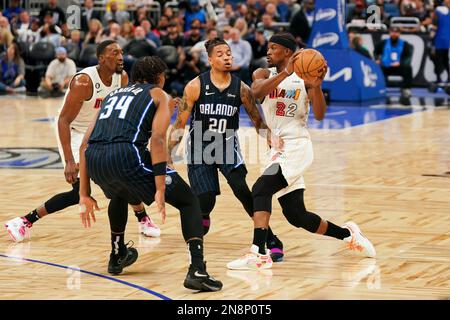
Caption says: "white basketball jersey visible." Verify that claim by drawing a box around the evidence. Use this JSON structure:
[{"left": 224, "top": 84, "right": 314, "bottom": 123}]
[
  {"left": 260, "top": 67, "right": 310, "bottom": 141},
  {"left": 261, "top": 67, "right": 313, "bottom": 197},
  {"left": 58, "top": 66, "right": 122, "bottom": 132}
]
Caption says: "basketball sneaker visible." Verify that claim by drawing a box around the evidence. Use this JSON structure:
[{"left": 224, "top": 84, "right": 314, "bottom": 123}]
[
  {"left": 226, "top": 244, "right": 273, "bottom": 270},
  {"left": 342, "top": 221, "right": 376, "bottom": 258},
  {"left": 267, "top": 235, "right": 284, "bottom": 262},
  {"left": 139, "top": 216, "right": 161, "bottom": 238},
  {"left": 183, "top": 262, "right": 223, "bottom": 292},
  {"left": 5, "top": 217, "right": 32, "bottom": 243},
  {"left": 108, "top": 242, "right": 139, "bottom": 275}
]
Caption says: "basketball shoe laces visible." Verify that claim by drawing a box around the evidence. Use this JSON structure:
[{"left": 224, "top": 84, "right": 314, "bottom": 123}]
[{"left": 141, "top": 216, "right": 157, "bottom": 228}]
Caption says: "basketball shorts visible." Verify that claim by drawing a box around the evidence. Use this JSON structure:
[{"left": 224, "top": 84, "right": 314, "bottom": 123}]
[
  {"left": 187, "top": 136, "right": 246, "bottom": 195},
  {"left": 86, "top": 143, "right": 181, "bottom": 205},
  {"left": 55, "top": 117, "right": 84, "bottom": 166}
]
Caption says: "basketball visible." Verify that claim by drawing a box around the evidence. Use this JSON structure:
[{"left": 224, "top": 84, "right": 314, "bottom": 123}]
[{"left": 293, "top": 49, "right": 327, "bottom": 79}]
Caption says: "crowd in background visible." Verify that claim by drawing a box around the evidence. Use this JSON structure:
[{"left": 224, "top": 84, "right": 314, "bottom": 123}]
[{"left": 0, "top": 0, "right": 449, "bottom": 96}]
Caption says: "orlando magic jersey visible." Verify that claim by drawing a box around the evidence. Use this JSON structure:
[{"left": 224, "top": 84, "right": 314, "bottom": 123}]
[
  {"left": 189, "top": 71, "right": 242, "bottom": 142},
  {"left": 89, "top": 83, "right": 156, "bottom": 147}
]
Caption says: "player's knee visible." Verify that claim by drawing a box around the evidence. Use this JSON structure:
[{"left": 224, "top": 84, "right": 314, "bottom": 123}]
[
  {"left": 252, "top": 179, "right": 273, "bottom": 213},
  {"left": 197, "top": 192, "right": 216, "bottom": 216}
]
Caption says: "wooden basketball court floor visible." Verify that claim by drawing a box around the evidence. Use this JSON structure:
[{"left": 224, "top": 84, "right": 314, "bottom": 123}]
[{"left": 0, "top": 95, "right": 448, "bottom": 300}]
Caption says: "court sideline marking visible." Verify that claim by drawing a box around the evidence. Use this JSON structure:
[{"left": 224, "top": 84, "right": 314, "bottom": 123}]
[{"left": 0, "top": 253, "right": 171, "bottom": 300}]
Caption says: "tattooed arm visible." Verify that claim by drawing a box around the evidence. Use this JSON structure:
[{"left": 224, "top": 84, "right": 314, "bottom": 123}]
[
  {"left": 241, "top": 81, "right": 283, "bottom": 150},
  {"left": 167, "top": 77, "right": 200, "bottom": 166},
  {"left": 241, "top": 81, "right": 268, "bottom": 134}
]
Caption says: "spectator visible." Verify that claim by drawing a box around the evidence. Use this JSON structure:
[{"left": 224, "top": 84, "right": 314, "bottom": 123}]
[
  {"left": 2, "top": 0, "right": 23, "bottom": 23},
  {"left": 249, "top": 27, "right": 268, "bottom": 71},
  {"left": 234, "top": 17, "right": 249, "bottom": 38},
  {"left": 222, "top": 25, "right": 232, "bottom": 42},
  {"left": 39, "top": 0, "right": 66, "bottom": 29},
  {"left": 374, "top": 0, "right": 392, "bottom": 27},
  {"left": 18, "top": 17, "right": 40, "bottom": 44},
  {"left": 228, "top": 28, "right": 252, "bottom": 84},
  {"left": 133, "top": 6, "right": 149, "bottom": 27},
  {"left": 141, "top": 20, "right": 160, "bottom": 47},
  {"left": 217, "top": 4, "right": 236, "bottom": 31},
  {"left": 156, "top": 16, "right": 170, "bottom": 38},
  {"left": 349, "top": 32, "right": 372, "bottom": 58},
  {"left": 0, "top": 17, "right": 14, "bottom": 53},
  {"left": 431, "top": 0, "right": 450, "bottom": 83},
  {"left": 81, "top": 0, "right": 102, "bottom": 33},
  {"left": 14, "top": 11, "right": 31, "bottom": 39},
  {"left": 374, "top": 26, "right": 414, "bottom": 98},
  {"left": 84, "top": 19, "right": 103, "bottom": 46},
  {"left": 0, "top": 43, "right": 25, "bottom": 94},
  {"left": 185, "top": 0, "right": 207, "bottom": 31},
  {"left": 37, "top": 13, "right": 62, "bottom": 47},
  {"left": 265, "top": 2, "right": 281, "bottom": 22},
  {"left": 163, "top": 7, "right": 175, "bottom": 21},
  {"left": 101, "top": 22, "right": 127, "bottom": 48},
  {"left": 64, "top": 30, "right": 83, "bottom": 63},
  {"left": 123, "top": 26, "right": 157, "bottom": 73},
  {"left": 161, "top": 22, "right": 184, "bottom": 48},
  {"left": 190, "top": 27, "right": 218, "bottom": 69},
  {"left": 347, "top": 0, "right": 368, "bottom": 23},
  {"left": 39, "top": 47, "right": 76, "bottom": 97},
  {"left": 261, "top": 14, "right": 281, "bottom": 39},
  {"left": 120, "top": 21, "right": 135, "bottom": 42},
  {"left": 289, "top": 0, "right": 314, "bottom": 45},
  {"left": 103, "top": 0, "right": 131, "bottom": 26},
  {"left": 185, "top": 22, "right": 203, "bottom": 46}
]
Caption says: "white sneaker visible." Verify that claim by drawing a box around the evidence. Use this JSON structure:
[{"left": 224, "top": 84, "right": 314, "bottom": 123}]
[
  {"left": 342, "top": 221, "right": 376, "bottom": 258},
  {"left": 227, "top": 244, "right": 273, "bottom": 270},
  {"left": 5, "top": 217, "right": 32, "bottom": 243},
  {"left": 139, "top": 216, "right": 161, "bottom": 238}
]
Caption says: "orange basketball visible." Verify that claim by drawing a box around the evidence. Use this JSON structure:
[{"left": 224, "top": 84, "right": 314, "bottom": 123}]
[{"left": 293, "top": 49, "right": 327, "bottom": 80}]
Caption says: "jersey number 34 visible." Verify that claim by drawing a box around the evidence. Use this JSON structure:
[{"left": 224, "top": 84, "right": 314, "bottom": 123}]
[{"left": 99, "top": 96, "right": 134, "bottom": 120}]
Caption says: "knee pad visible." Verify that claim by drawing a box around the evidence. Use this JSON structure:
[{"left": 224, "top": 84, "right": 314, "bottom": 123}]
[{"left": 252, "top": 178, "right": 273, "bottom": 213}]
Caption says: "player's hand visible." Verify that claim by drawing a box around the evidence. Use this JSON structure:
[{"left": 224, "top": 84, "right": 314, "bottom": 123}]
[
  {"left": 155, "top": 189, "right": 166, "bottom": 225},
  {"left": 169, "top": 97, "right": 182, "bottom": 110},
  {"left": 391, "top": 61, "right": 400, "bottom": 67},
  {"left": 285, "top": 49, "right": 303, "bottom": 75},
  {"left": 267, "top": 131, "right": 284, "bottom": 151},
  {"left": 79, "top": 195, "right": 98, "bottom": 228},
  {"left": 304, "top": 62, "right": 328, "bottom": 89},
  {"left": 64, "top": 160, "right": 79, "bottom": 184}
]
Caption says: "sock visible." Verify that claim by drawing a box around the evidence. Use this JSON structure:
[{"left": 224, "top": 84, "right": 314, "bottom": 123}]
[
  {"left": 188, "top": 239, "right": 204, "bottom": 268},
  {"left": 325, "top": 221, "right": 351, "bottom": 240},
  {"left": 23, "top": 209, "right": 40, "bottom": 224},
  {"left": 111, "top": 233, "right": 126, "bottom": 256},
  {"left": 134, "top": 208, "right": 147, "bottom": 222},
  {"left": 253, "top": 228, "right": 268, "bottom": 254},
  {"left": 266, "top": 227, "right": 276, "bottom": 244}
]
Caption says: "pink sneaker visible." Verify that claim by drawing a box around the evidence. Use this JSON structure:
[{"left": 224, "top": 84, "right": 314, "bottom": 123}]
[
  {"left": 139, "top": 216, "right": 161, "bottom": 238},
  {"left": 5, "top": 217, "right": 32, "bottom": 243}
]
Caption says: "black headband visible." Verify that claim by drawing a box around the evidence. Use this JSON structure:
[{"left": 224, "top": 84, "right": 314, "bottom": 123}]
[{"left": 269, "top": 34, "right": 297, "bottom": 52}]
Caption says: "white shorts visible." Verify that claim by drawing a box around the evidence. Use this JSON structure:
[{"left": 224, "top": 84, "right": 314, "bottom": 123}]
[
  {"left": 55, "top": 116, "right": 84, "bottom": 167},
  {"left": 265, "top": 138, "right": 314, "bottom": 198}
]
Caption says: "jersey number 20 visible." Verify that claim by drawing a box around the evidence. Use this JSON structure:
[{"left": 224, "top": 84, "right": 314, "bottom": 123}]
[
  {"left": 209, "top": 118, "right": 227, "bottom": 133},
  {"left": 99, "top": 96, "right": 134, "bottom": 120}
]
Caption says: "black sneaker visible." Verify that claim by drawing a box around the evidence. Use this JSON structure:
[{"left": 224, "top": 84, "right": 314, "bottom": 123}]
[
  {"left": 267, "top": 235, "right": 284, "bottom": 262},
  {"left": 108, "top": 242, "right": 139, "bottom": 275},
  {"left": 183, "top": 262, "right": 223, "bottom": 292}
]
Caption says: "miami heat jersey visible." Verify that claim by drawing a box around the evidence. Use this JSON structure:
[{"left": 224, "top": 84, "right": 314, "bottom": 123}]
[
  {"left": 58, "top": 66, "right": 122, "bottom": 132},
  {"left": 260, "top": 67, "right": 310, "bottom": 140},
  {"left": 261, "top": 67, "right": 313, "bottom": 198}
]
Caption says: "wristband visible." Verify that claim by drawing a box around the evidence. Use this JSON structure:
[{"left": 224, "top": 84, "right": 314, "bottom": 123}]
[{"left": 153, "top": 161, "right": 167, "bottom": 176}]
